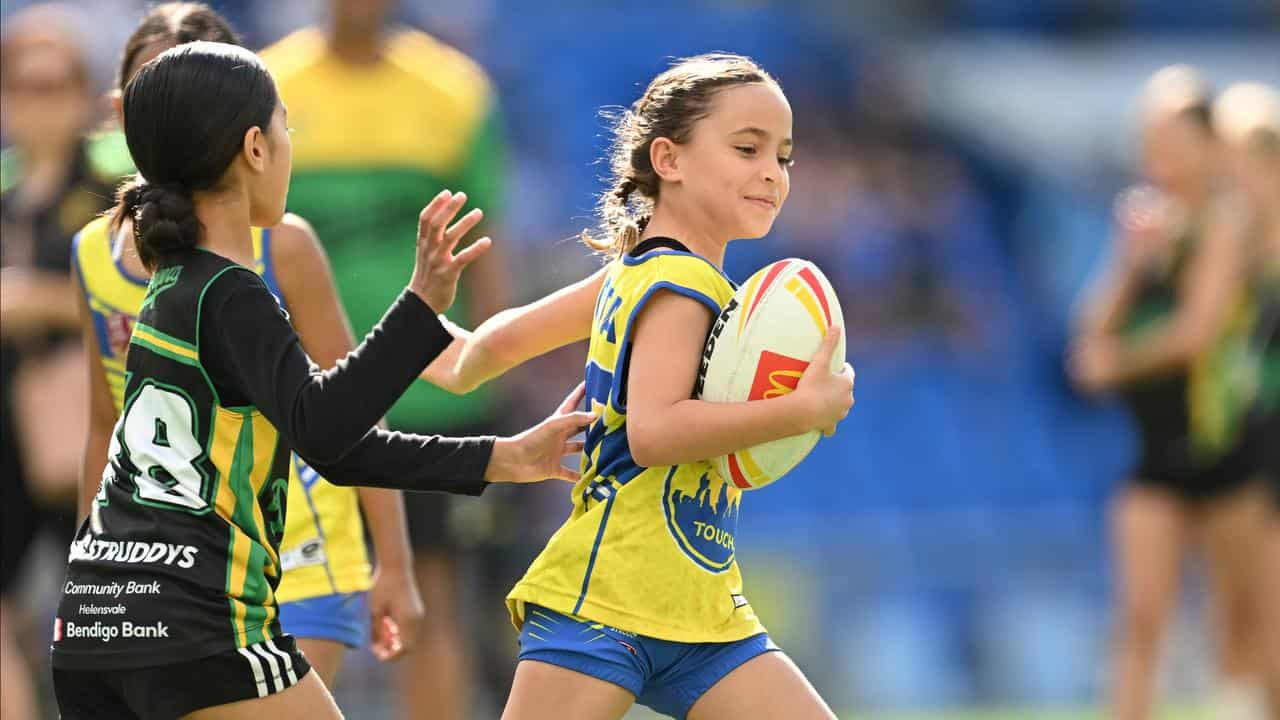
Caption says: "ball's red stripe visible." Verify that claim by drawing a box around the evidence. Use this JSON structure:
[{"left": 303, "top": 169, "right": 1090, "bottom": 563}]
[
  {"left": 726, "top": 453, "right": 753, "bottom": 489},
  {"left": 744, "top": 260, "right": 791, "bottom": 328},
  {"left": 797, "top": 266, "right": 832, "bottom": 327}
]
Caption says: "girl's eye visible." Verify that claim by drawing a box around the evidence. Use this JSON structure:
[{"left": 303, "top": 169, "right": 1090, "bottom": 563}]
[{"left": 736, "top": 146, "right": 757, "bottom": 156}]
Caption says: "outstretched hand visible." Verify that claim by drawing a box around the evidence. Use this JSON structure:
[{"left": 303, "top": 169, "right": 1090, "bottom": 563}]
[
  {"left": 408, "top": 190, "right": 492, "bottom": 314},
  {"left": 484, "top": 382, "right": 597, "bottom": 485}
]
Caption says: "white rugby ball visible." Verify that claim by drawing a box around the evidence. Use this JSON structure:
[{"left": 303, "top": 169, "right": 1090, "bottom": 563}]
[{"left": 695, "top": 259, "right": 845, "bottom": 490}]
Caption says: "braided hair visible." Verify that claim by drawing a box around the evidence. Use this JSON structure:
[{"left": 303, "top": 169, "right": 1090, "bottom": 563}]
[{"left": 583, "top": 53, "right": 780, "bottom": 257}]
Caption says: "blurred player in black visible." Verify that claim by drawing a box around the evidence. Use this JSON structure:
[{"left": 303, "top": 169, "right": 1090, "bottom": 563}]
[
  {"left": 0, "top": 6, "right": 114, "bottom": 717},
  {"left": 1214, "top": 81, "right": 1280, "bottom": 718},
  {"left": 1071, "top": 66, "right": 1269, "bottom": 720}
]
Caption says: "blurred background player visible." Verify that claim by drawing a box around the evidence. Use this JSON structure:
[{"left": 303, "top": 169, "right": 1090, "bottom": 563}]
[
  {"left": 0, "top": 6, "right": 114, "bottom": 717},
  {"left": 1069, "top": 66, "right": 1270, "bottom": 720},
  {"left": 71, "top": 1, "right": 426, "bottom": 690},
  {"left": 1213, "top": 81, "right": 1280, "bottom": 718},
  {"left": 259, "top": 2, "right": 516, "bottom": 715}
]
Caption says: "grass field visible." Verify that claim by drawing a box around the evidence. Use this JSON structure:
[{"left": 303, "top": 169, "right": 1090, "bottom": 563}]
[
  {"left": 624, "top": 706, "right": 1208, "bottom": 719},
  {"left": 865, "top": 708, "right": 1205, "bottom": 720}
]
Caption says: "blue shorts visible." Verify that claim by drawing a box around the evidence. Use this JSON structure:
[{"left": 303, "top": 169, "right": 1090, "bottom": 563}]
[
  {"left": 278, "top": 592, "right": 369, "bottom": 649},
  {"left": 517, "top": 604, "right": 779, "bottom": 719}
]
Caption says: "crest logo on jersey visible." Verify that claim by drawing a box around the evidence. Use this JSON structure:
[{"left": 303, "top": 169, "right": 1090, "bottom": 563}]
[
  {"left": 140, "top": 265, "right": 182, "bottom": 310},
  {"left": 663, "top": 471, "right": 740, "bottom": 573}
]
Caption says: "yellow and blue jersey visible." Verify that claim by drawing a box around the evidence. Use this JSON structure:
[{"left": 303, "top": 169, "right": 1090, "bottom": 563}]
[
  {"left": 508, "top": 242, "right": 766, "bottom": 643},
  {"left": 72, "top": 216, "right": 371, "bottom": 603}
]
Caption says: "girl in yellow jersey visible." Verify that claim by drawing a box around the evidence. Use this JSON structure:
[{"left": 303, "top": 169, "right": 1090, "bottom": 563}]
[
  {"left": 426, "top": 54, "right": 854, "bottom": 720},
  {"left": 71, "top": 3, "right": 430, "bottom": 688}
]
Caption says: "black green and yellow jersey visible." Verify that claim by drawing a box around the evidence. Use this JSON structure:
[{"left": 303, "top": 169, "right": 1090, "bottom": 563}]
[
  {"left": 72, "top": 216, "right": 372, "bottom": 603},
  {"left": 1251, "top": 256, "right": 1280, "bottom": 417},
  {"left": 261, "top": 28, "right": 506, "bottom": 431},
  {"left": 55, "top": 249, "right": 295, "bottom": 668},
  {"left": 53, "top": 246, "right": 494, "bottom": 669},
  {"left": 1119, "top": 206, "right": 1255, "bottom": 466}
]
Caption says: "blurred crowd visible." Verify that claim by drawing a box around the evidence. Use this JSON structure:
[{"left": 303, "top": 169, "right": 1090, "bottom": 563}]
[{"left": 2, "top": 1, "right": 1278, "bottom": 718}]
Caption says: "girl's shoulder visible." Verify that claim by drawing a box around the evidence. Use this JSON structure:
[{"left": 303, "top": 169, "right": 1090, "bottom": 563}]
[{"left": 617, "top": 237, "right": 734, "bottom": 291}]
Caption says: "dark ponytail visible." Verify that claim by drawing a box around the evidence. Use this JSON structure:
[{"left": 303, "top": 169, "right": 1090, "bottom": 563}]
[
  {"left": 114, "top": 180, "right": 202, "bottom": 270},
  {"left": 109, "top": 41, "right": 276, "bottom": 270}
]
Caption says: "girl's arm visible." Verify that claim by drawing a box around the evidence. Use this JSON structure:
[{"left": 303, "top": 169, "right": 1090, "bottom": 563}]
[
  {"left": 271, "top": 214, "right": 423, "bottom": 658},
  {"left": 624, "top": 290, "right": 853, "bottom": 468},
  {"left": 1085, "top": 202, "right": 1248, "bottom": 387},
  {"left": 1073, "top": 188, "right": 1165, "bottom": 342},
  {"left": 200, "top": 193, "right": 490, "bottom": 486},
  {"left": 1073, "top": 247, "right": 1143, "bottom": 342},
  {"left": 76, "top": 266, "right": 120, "bottom": 522},
  {"left": 421, "top": 266, "right": 607, "bottom": 393}
]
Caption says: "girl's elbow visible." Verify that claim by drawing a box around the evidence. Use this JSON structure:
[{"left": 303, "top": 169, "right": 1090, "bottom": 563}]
[
  {"left": 627, "top": 425, "right": 665, "bottom": 468},
  {"left": 454, "top": 342, "right": 504, "bottom": 394},
  {"left": 291, "top": 430, "right": 354, "bottom": 466},
  {"left": 630, "top": 445, "right": 659, "bottom": 469},
  {"left": 294, "top": 442, "right": 342, "bottom": 467},
  {"left": 297, "top": 452, "right": 355, "bottom": 484}
]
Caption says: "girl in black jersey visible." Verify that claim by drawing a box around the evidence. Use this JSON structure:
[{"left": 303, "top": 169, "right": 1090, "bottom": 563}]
[
  {"left": 50, "top": 41, "right": 593, "bottom": 719},
  {"left": 1215, "top": 81, "right": 1280, "bottom": 717},
  {"left": 74, "top": 2, "right": 432, "bottom": 689},
  {"left": 1070, "top": 66, "right": 1268, "bottom": 720}
]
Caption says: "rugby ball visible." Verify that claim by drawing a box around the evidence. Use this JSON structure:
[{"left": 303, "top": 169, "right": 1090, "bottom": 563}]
[{"left": 695, "top": 259, "right": 845, "bottom": 490}]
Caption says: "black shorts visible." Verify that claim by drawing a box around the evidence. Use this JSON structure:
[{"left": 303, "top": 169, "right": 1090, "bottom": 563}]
[
  {"left": 52, "top": 635, "right": 310, "bottom": 719},
  {"left": 1132, "top": 433, "right": 1259, "bottom": 503}
]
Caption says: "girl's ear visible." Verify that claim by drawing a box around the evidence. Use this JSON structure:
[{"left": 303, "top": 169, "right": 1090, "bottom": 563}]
[
  {"left": 242, "top": 126, "right": 266, "bottom": 173},
  {"left": 651, "top": 137, "right": 682, "bottom": 183}
]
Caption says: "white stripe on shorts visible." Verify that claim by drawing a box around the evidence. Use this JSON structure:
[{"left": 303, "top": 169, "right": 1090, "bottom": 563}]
[
  {"left": 236, "top": 646, "right": 269, "bottom": 698},
  {"left": 251, "top": 643, "right": 284, "bottom": 693},
  {"left": 265, "top": 638, "right": 299, "bottom": 685}
]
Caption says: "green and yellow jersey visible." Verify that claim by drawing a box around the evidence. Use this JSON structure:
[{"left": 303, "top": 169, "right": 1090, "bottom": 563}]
[
  {"left": 54, "top": 248, "right": 295, "bottom": 667},
  {"left": 1119, "top": 207, "right": 1256, "bottom": 468},
  {"left": 262, "top": 27, "right": 506, "bottom": 431},
  {"left": 72, "top": 216, "right": 371, "bottom": 603},
  {"left": 1257, "top": 267, "right": 1280, "bottom": 416}
]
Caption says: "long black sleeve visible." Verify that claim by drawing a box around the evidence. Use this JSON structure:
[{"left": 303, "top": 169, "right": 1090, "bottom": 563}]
[{"left": 199, "top": 269, "right": 492, "bottom": 495}]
